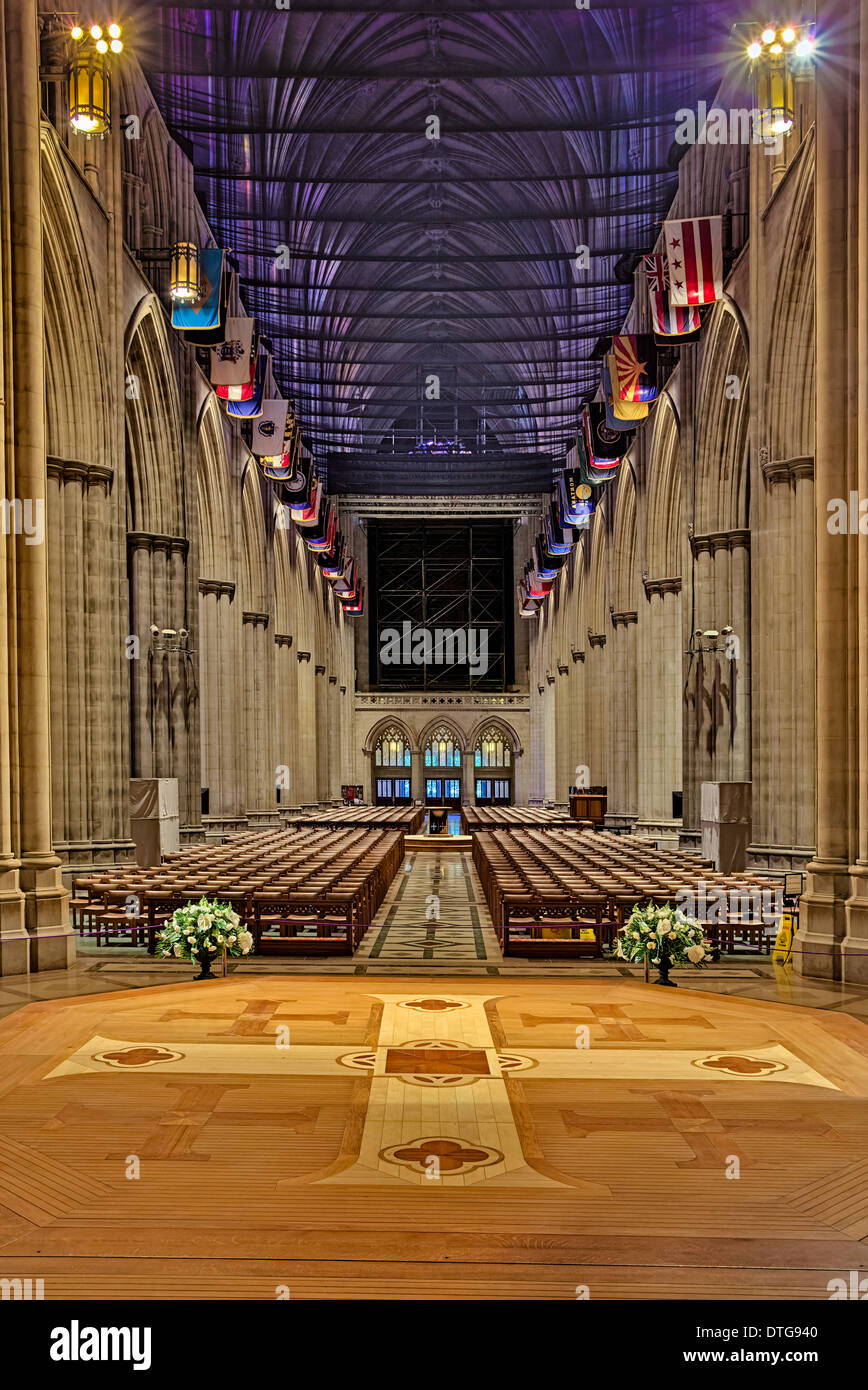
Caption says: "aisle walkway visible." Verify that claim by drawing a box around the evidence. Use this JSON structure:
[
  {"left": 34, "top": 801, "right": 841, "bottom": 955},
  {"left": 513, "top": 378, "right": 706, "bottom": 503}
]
[{"left": 355, "top": 850, "right": 501, "bottom": 963}]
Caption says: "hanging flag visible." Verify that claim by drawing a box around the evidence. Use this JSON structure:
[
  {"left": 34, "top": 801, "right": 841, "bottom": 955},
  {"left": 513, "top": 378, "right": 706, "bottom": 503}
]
[
  {"left": 642, "top": 254, "right": 702, "bottom": 339},
  {"left": 292, "top": 475, "right": 323, "bottom": 526},
  {"left": 321, "top": 531, "right": 346, "bottom": 576},
  {"left": 582, "top": 404, "right": 623, "bottom": 463},
  {"left": 517, "top": 582, "right": 539, "bottom": 618},
  {"left": 225, "top": 350, "right": 267, "bottom": 417},
  {"left": 612, "top": 334, "right": 658, "bottom": 402},
  {"left": 171, "top": 248, "right": 224, "bottom": 332},
  {"left": 339, "top": 580, "right": 365, "bottom": 616},
  {"left": 605, "top": 355, "right": 647, "bottom": 427},
  {"left": 282, "top": 445, "right": 312, "bottom": 507},
  {"left": 210, "top": 318, "right": 255, "bottom": 388},
  {"left": 179, "top": 250, "right": 231, "bottom": 343},
  {"left": 333, "top": 556, "right": 357, "bottom": 597},
  {"left": 545, "top": 502, "right": 573, "bottom": 555},
  {"left": 260, "top": 453, "right": 294, "bottom": 482},
  {"left": 305, "top": 506, "right": 337, "bottom": 553},
  {"left": 252, "top": 400, "right": 288, "bottom": 456},
  {"left": 663, "top": 216, "right": 723, "bottom": 307},
  {"left": 559, "top": 472, "right": 595, "bottom": 527}
]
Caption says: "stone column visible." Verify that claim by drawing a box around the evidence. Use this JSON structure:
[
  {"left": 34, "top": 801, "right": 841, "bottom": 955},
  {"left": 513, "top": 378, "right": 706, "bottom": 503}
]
[
  {"left": 241, "top": 610, "right": 273, "bottom": 815},
  {"left": 7, "top": 0, "right": 71, "bottom": 968},
  {"left": 295, "top": 651, "right": 316, "bottom": 803},
  {"left": 315, "top": 664, "right": 329, "bottom": 802},
  {"left": 797, "top": 4, "right": 856, "bottom": 979},
  {"left": 843, "top": 0, "right": 868, "bottom": 982},
  {"left": 411, "top": 747, "right": 424, "bottom": 804},
  {"left": 199, "top": 579, "right": 245, "bottom": 832},
  {"left": 635, "top": 579, "right": 682, "bottom": 841},
  {"left": 607, "top": 611, "right": 638, "bottom": 828},
  {"left": 586, "top": 632, "right": 607, "bottom": 788},
  {"left": 274, "top": 632, "right": 296, "bottom": 810}
]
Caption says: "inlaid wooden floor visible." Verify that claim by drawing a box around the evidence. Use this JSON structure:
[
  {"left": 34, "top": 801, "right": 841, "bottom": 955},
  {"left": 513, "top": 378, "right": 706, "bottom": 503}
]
[{"left": 1, "top": 976, "right": 867, "bottom": 1300}]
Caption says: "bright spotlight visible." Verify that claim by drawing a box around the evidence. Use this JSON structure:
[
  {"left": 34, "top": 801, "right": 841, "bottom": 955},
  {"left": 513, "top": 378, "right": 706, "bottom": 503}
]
[
  {"left": 108, "top": 23, "right": 121, "bottom": 38},
  {"left": 70, "top": 24, "right": 83, "bottom": 39},
  {"left": 782, "top": 27, "right": 796, "bottom": 43},
  {"left": 90, "top": 23, "right": 102, "bottom": 39},
  {"left": 761, "top": 27, "right": 776, "bottom": 44},
  {"left": 795, "top": 36, "right": 815, "bottom": 57},
  {"left": 747, "top": 41, "right": 762, "bottom": 59}
]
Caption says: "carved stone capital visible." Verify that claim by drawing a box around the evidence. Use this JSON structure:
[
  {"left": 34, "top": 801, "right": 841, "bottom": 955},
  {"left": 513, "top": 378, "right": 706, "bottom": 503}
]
[
  {"left": 297, "top": 650, "right": 312, "bottom": 662},
  {"left": 571, "top": 648, "right": 586, "bottom": 663},
  {"left": 242, "top": 610, "right": 270, "bottom": 629},
  {"left": 198, "top": 578, "right": 235, "bottom": 600},
  {"left": 762, "top": 454, "right": 814, "bottom": 486},
  {"left": 315, "top": 663, "right": 326, "bottom": 675},
  {"left": 274, "top": 633, "right": 293, "bottom": 648},
  {"left": 690, "top": 528, "right": 750, "bottom": 557},
  {"left": 587, "top": 630, "right": 607, "bottom": 649},
  {"left": 127, "top": 531, "right": 189, "bottom": 557},
  {"left": 643, "top": 575, "right": 682, "bottom": 598},
  {"left": 611, "top": 610, "right": 638, "bottom": 627},
  {"left": 47, "top": 457, "right": 114, "bottom": 492}
]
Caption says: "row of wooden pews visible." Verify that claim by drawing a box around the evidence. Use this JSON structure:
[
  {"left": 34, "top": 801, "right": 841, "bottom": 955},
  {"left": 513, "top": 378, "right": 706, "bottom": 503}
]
[
  {"left": 460, "top": 806, "right": 579, "bottom": 833},
  {"left": 69, "top": 827, "right": 404, "bottom": 956},
  {"left": 473, "top": 828, "right": 782, "bottom": 958},
  {"left": 284, "top": 806, "right": 426, "bottom": 833}
]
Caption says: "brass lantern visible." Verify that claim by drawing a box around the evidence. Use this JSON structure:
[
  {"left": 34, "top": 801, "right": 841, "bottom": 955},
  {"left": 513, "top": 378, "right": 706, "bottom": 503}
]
[
  {"left": 757, "top": 50, "right": 794, "bottom": 137},
  {"left": 170, "top": 241, "right": 201, "bottom": 301},
  {"left": 67, "top": 47, "right": 111, "bottom": 134}
]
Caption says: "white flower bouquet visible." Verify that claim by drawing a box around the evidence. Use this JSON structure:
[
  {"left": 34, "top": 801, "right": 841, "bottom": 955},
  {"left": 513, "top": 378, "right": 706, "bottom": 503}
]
[
  {"left": 612, "top": 901, "right": 712, "bottom": 971},
  {"left": 156, "top": 897, "right": 254, "bottom": 969}
]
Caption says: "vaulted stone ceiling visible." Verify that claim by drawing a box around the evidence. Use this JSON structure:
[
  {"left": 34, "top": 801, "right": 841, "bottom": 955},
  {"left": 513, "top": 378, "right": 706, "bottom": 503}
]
[{"left": 146, "top": 0, "right": 745, "bottom": 490}]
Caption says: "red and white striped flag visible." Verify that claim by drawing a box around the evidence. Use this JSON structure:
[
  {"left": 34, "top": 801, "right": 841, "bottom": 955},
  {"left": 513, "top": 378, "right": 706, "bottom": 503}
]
[{"left": 663, "top": 216, "right": 723, "bottom": 307}]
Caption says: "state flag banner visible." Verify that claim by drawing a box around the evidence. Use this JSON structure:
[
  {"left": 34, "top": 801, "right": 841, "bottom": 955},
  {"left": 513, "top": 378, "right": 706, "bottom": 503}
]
[
  {"left": 292, "top": 475, "right": 323, "bottom": 525},
  {"left": 176, "top": 247, "right": 229, "bottom": 341},
  {"left": 252, "top": 400, "right": 288, "bottom": 456},
  {"left": 582, "top": 404, "right": 623, "bottom": 463},
  {"left": 560, "top": 471, "right": 595, "bottom": 527},
  {"left": 210, "top": 318, "right": 256, "bottom": 387},
  {"left": 664, "top": 216, "right": 723, "bottom": 308},
  {"left": 642, "top": 254, "right": 702, "bottom": 338},
  {"left": 604, "top": 357, "right": 648, "bottom": 427},
  {"left": 225, "top": 350, "right": 267, "bottom": 417},
  {"left": 612, "top": 334, "right": 658, "bottom": 403}
]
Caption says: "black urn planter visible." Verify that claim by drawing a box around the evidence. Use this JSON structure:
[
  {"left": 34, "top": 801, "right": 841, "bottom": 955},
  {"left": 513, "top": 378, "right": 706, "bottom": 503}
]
[
  {"left": 193, "top": 949, "right": 216, "bottom": 980},
  {"left": 655, "top": 951, "right": 678, "bottom": 987}
]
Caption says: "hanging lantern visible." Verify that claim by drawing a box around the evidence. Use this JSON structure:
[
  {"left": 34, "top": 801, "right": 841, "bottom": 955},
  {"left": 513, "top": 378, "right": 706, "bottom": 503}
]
[
  {"left": 67, "top": 47, "right": 111, "bottom": 134},
  {"left": 758, "top": 50, "right": 794, "bottom": 137},
  {"left": 170, "top": 242, "right": 201, "bottom": 302}
]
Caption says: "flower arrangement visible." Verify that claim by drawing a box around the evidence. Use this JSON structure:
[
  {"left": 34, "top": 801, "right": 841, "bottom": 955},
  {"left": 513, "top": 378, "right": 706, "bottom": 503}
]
[
  {"left": 156, "top": 897, "right": 253, "bottom": 976},
  {"left": 612, "top": 901, "right": 712, "bottom": 980}
]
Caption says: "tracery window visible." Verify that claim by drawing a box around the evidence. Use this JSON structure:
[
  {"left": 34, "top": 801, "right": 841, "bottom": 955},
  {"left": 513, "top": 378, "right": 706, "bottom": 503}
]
[
  {"left": 424, "top": 726, "right": 462, "bottom": 768},
  {"left": 374, "top": 725, "right": 411, "bottom": 767},
  {"left": 473, "top": 725, "right": 512, "bottom": 768}
]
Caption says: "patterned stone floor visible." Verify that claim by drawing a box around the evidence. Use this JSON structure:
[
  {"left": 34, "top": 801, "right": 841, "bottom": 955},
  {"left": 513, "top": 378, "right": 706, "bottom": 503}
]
[{"left": 355, "top": 850, "right": 500, "bottom": 964}]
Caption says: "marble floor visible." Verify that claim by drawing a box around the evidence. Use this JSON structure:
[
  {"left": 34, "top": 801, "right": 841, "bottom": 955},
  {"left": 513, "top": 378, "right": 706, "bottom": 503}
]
[{"left": 2, "top": 852, "right": 868, "bottom": 1023}]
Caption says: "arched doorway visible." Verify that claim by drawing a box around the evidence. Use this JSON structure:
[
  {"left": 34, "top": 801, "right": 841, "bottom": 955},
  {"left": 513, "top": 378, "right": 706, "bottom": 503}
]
[
  {"left": 473, "top": 724, "right": 514, "bottom": 804},
  {"left": 373, "top": 723, "right": 413, "bottom": 804},
  {"left": 423, "top": 724, "right": 463, "bottom": 808}
]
